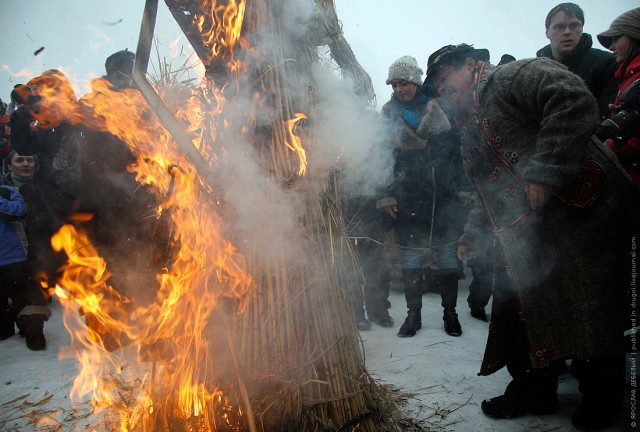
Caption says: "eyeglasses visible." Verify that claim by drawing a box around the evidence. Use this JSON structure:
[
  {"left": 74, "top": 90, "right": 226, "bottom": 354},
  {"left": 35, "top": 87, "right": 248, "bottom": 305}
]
[{"left": 550, "top": 22, "right": 583, "bottom": 32}]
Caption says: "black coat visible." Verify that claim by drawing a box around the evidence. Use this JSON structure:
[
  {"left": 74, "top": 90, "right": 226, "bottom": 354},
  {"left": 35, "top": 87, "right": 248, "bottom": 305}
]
[
  {"left": 380, "top": 97, "right": 471, "bottom": 248},
  {"left": 537, "top": 33, "right": 619, "bottom": 120}
]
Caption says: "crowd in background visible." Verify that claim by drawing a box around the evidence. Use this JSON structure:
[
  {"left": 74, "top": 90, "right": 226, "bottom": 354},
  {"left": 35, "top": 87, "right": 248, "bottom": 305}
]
[
  {"left": 0, "top": 48, "right": 158, "bottom": 353},
  {"left": 349, "top": 3, "right": 640, "bottom": 430}
]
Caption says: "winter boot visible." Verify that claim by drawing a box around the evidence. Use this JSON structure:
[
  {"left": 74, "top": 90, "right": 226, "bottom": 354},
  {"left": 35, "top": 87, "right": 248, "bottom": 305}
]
[
  {"left": 436, "top": 272, "right": 462, "bottom": 336},
  {"left": 398, "top": 311, "right": 421, "bottom": 337},
  {"left": 398, "top": 269, "right": 422, "bottom": 337},
  {"left": 443, "top": 311, "right": 462, "bottom": 336},
  {"left": 17, "top": 306, "right": 50, "bottom": 351},
  {"left": 482, "top": 371, "right": 559, "bottom": 418},
  {"left": 368, "top": 309, "right": 394, "bottom": 328},
  {"left": 17, "top": 314, "right": 46, "bottom": 350},
  {"left": 470, "top": 307, "right": 488, "bottom": 322}
]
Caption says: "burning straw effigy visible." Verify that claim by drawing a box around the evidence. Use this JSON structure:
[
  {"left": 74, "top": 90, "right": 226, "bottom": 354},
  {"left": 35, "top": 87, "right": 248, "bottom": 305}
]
[{"left": 44, "top": 0, "right": 410, "bottom": 430}]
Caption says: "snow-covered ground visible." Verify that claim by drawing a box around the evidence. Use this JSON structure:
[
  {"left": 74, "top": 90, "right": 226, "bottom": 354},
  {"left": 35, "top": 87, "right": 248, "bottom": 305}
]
[{"left": 0, "top": 272, "right": 634, "bottom": 431}]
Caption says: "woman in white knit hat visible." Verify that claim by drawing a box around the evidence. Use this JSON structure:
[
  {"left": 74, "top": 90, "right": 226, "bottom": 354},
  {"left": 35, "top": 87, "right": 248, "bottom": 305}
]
[
  {"left": 597, "top": 7, "right": 640, "bottom": 184},
  {"left": 378, "top": 55, "right": 471, "bottom": 338}
]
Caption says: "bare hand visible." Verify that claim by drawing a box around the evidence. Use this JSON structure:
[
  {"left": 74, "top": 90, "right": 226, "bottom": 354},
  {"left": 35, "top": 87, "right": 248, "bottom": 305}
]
[
  {"left": 525, "top": 183, "right": 552, "bottom": 210},
  {"left": 382, "top": 205, "right": 398, "bottom": 219}
]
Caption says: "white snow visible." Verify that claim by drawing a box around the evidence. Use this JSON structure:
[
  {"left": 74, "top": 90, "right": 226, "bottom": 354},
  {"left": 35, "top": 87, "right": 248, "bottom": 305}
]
[{"left": 0, "top": 272, "right": 633, "bottom": 431}]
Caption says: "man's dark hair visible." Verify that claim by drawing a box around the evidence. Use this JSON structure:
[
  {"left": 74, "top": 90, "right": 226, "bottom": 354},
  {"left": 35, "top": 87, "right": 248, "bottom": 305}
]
[{"left": 545, "top": 3, "right": 585, "bottom": 30}]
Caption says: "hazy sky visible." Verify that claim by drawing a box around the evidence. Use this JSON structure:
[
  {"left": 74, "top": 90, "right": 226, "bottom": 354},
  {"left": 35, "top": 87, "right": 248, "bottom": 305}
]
[{"left": 0, "top": 0, "right": 637, "bottom": 109}]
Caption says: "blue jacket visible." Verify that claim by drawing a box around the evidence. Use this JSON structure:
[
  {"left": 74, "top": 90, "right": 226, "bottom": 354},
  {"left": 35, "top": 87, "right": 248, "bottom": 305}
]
[{"left": 0, "top": 185, "right": 28, "bottom": 266}]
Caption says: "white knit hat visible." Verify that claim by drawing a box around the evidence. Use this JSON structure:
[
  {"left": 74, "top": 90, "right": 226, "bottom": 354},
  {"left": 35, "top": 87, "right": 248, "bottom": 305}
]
[{"left": 386, "top": 56, "right": 423, "bottom": 86}]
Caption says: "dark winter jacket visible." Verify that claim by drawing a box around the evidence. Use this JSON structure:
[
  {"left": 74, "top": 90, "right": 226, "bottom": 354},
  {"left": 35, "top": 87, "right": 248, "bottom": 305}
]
[
  {"left": 0, "top": 185, "right": 28, "bottom": 267},
  {"left": 379, "top": 96, "right": 470, "bottom": 248},
  {"left": 536, "top": 33, "right": 619, "bottom": 120},
  {"left": 459, "top": 58, "right": 639, "bottom": 375}
]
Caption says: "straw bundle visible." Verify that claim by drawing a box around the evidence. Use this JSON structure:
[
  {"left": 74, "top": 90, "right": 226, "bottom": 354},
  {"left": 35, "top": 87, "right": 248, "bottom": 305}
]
[{"left": 158, "top": 1, "right": 402, "bottom": 430}]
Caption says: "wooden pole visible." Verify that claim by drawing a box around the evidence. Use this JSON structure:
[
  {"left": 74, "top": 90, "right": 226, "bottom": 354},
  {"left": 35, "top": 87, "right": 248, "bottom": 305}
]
[
  {"left": 130, "top": 68, "right": 220, "bottom": 192},
  {"left": 134, "top": 0, "right": 159, "bottom": 75}
]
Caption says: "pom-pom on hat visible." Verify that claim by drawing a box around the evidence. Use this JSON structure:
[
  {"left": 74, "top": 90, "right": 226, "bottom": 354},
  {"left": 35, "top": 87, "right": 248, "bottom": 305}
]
[
  {"left": 386, "top": 56, "right": 423, "bottom": 86},
  {"left": 597, "top": 7, "right": 640, "bottom": 48}
]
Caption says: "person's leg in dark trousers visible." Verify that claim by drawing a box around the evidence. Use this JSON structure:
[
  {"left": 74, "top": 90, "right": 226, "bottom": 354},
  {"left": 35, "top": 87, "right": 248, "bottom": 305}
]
[
  {"left": 397, "top": 268, "right": 423, "bottom": 337},
  {"left": 359, "top": 239, "right": 393, "bottom": 327},
  {"left": 571, "top": 355, "right": 626, "bottom": 429},
  {"left": 11, "top": 261, "right": 50, "bottom": 350},
  {"left": 0, "top": 264, "right": 17, "bottom": 340},
  {"left": 436, "top": 271, "right": 462, "bottom": 336},
  {"left": 466, "top": 256, "right": 493, "bottom": 321},
  {"left": 481, "top": 270, "right": 560, "bottom": 418}
]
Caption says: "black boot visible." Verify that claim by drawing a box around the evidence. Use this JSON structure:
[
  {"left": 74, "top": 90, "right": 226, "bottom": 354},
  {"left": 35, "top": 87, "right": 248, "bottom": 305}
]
[
  {"left": 368, "top": 308, "right": 394, "bottom": 328},
  {"left": 398, "top": 311, "right": 421, "bottom": 337},
  {"left": 398, "top": 269, "right": 422, "bottom": 337},
  {"left": 481, "top": 368, "right": 559, "bottom": 418},
  {"left": 443, "top": 311, "right": 462, "bottom": 336},
  {"left": 436, "top": 272, "right": 462, "bottom": 336},
  {"left": 470, "top": 307, "right": 488, "bottom": 322},
  {"left": 17, "top": 314, "right": 46, "bottom": 351}
]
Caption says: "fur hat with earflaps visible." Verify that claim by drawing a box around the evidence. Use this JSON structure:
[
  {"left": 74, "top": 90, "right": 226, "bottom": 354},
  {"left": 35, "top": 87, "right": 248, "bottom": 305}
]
[{"left": 386, "top": 56, "right": 423, "bottom": 86}]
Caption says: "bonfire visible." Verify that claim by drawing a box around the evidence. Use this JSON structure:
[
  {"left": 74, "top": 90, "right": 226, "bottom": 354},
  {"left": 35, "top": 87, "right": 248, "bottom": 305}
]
[{"left": 31, "top": 1, "right": 406, "bottom": 430}]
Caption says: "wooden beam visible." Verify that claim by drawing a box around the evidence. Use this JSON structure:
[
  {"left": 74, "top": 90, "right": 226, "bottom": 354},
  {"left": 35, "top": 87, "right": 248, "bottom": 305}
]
[
  {"left": 134, "top": 0, "right": 159, "bottom": 74},
  {"left": 131, "top": 68, "right": 219, "bottom": 191}
]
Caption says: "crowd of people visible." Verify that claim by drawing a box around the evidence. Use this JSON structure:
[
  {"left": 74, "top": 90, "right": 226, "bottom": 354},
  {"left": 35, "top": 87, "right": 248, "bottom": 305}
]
[
  {"left": 0, "top": 2, "right": 639, "bottom": 430},
  {"left": 347, "top": 3, "right": 640, "bottom": 430}
]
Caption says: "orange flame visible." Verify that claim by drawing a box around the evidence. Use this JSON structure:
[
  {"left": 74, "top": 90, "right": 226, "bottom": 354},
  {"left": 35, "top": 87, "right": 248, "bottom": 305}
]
[
  {"left": 40, "top": 73, "right": 254, "bottom": 429},
  {"left": 194, "top": 0, "right": 247, "bottom": 73},
  {"left": 285, "top": 113, "right": 309, "bottom": 176}
]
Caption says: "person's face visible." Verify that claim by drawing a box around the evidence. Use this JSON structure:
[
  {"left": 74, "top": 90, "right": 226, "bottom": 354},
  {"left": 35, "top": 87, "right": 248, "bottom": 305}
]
[
  {"left": 8, "top": 154, "right": 36, "bottom": 178},
  {"left": 390, "top": 80, "right": 419, "bottom": 102},
  {"left": 546, "top": 11, "right": 583, "bottom": 59},
  {"left": 431, "top": 60, "right": 475, "bottom": 111},
  {"left": 608, "top": 35, "right": 631, "bottom": 65}
]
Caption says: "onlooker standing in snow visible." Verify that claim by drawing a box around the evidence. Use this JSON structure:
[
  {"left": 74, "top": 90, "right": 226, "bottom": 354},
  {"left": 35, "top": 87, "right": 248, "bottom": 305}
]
[
  {"left": 0, "top": 149, "right": 51, "bottom": 350},
  {"left": 425, "top": 42, "right": 637, "bottom": 430},
  {"left": 378, "top": 55, "right": 470, "bottom": 338},
  {"left": 536, "top": 2, "right": 619, "bottom": 120},
  {"left": 596, "top": 7, "right": 640, "bottom": 185},
  {"left": 343, "top": 180, "right": 394, "bottom": 331}
]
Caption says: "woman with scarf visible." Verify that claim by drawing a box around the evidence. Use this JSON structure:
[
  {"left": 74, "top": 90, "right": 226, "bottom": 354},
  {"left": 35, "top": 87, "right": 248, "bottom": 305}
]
[{"left": 378, "top": 56, "right": 470, "bottom": 338}]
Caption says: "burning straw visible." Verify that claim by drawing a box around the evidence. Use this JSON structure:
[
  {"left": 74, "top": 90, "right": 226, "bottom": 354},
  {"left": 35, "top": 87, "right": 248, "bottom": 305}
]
[{"left": 43, "top": 0, "right": 407, "bottom": 430}]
